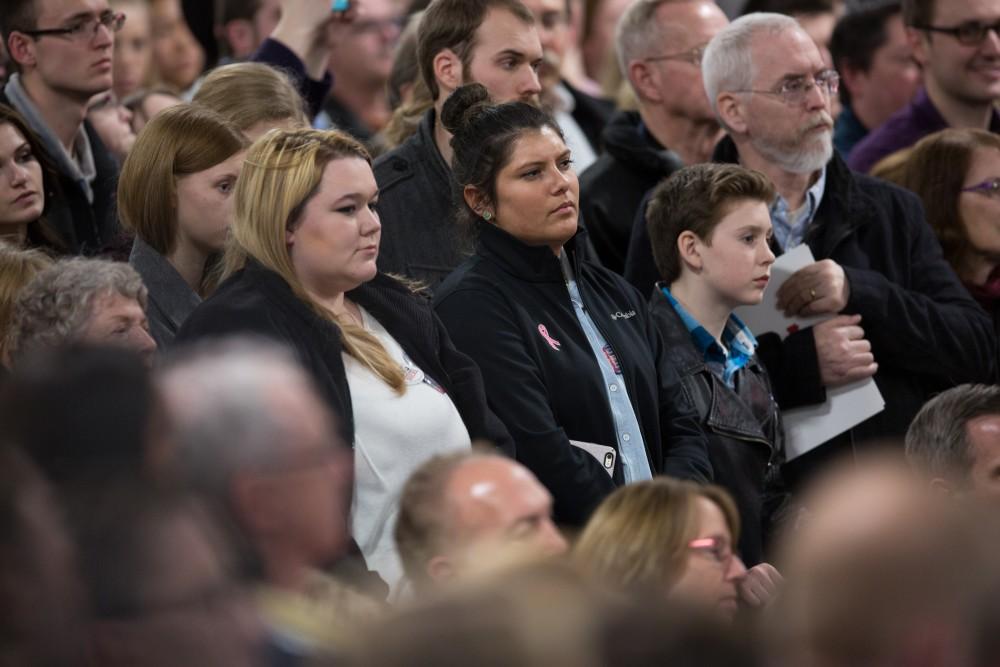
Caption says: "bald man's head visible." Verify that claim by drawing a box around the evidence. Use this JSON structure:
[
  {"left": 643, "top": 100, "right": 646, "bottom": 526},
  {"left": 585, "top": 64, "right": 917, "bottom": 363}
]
[{"left": 395, "top": 452, "right": 566, "bottom": 590}]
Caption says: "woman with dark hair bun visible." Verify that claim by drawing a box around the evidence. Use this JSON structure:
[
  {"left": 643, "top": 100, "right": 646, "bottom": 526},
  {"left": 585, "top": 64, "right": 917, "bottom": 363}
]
[{"left": 434, "top": 84, "right": 710, "bottom": 527}]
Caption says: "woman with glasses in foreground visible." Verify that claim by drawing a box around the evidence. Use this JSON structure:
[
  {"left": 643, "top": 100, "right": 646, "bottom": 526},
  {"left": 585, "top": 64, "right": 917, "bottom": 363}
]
[
  {"left": 573, "top": 478, "right": 773, "bottom": 621},
  {"left": 878, "top": 129, "right": 1000, "bottom": 334}
]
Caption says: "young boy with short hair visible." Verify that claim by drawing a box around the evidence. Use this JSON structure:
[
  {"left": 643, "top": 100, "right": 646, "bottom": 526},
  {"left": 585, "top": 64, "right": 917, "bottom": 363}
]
[{"left": 647, "top": 162, "right": 784, "bottom": 566}]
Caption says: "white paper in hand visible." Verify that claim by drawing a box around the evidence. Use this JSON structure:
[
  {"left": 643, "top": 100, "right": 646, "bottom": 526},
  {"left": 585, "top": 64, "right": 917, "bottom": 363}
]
[{"left": 735, "top": 245, "right": 884, "bottom": 460}]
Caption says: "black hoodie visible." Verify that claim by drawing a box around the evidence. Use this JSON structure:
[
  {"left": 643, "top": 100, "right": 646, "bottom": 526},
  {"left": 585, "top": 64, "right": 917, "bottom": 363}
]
[{"left": 578, "top": 110, "right": 683, "bottom": 273}]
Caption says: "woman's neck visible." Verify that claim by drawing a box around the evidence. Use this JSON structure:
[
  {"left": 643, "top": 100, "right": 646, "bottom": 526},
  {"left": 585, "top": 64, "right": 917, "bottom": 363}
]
[
  {"left": 166, "top": 238, "right": 210, "bottom": 295},
  {"left": 961, "top": 252, "right": 1000, "bottom": 287},
  {"left": 0, "top": 224, "right": 27, "bottom": 247}
]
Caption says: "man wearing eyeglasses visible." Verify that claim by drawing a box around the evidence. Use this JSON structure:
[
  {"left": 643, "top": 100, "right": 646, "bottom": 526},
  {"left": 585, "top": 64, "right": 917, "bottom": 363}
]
[
  {"left": 579, "top": 0, "right": 729, "bottom": 274},
  {"left": 320, "top": 0, "right": 405, "bottom": 149},
  {"left": 703, "top": 12, "right": 996, "bottom": 492},
  {"left": 848, "top": 0, "right": 1000, "bottom": 174},
  {"left": 0, "top": 0, "right": 123, "bottom": 255}
]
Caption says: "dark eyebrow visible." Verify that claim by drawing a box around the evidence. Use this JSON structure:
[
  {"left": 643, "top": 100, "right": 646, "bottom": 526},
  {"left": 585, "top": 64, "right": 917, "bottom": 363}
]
[
  {"left": 61, "top": 10, "right": 100, "bottom": 24},
  {"left": 495, "top": 48, "right": 527, "bottom": 61}
]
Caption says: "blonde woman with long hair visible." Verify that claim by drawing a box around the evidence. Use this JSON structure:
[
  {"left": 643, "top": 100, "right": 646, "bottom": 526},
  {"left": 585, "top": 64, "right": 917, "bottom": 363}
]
[{"left": 177, "top": 128, "right": 512, "bottom": 592}]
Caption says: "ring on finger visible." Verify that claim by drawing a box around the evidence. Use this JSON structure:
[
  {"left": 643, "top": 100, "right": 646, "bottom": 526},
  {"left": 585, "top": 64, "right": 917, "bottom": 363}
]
[{"left": 809, "top": 288, "right": 817, "bottom": 300}]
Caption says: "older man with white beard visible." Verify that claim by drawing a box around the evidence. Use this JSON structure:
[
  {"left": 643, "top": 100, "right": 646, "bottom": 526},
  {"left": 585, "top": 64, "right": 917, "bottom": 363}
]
[{"left": 701, "top": 12, "right": 996, "bottom": 491}]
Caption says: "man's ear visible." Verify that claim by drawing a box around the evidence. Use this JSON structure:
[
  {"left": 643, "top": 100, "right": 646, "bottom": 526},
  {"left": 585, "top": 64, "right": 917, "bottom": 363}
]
[
  {"left": 433, "top": 48, "right": 463, "bottom": 98},
  {"left": 677, "top": 230, "right": 704, "bottom": 272},
  {"left": 838, "top": 62, "right": 868, "bottom": 102},
  {"left": 904, "top": 26, "right": 930, "bottom": 67},
  {"left": 6, "top": 31, "right": 37, "bottom": 69},
  {"left": 928, "top": 477, "right": 957, "bottom": 499},
  {"left": 426, "top": 554, "right": 456, "bottom": 583},
  {"left": 716, "top": 91, "right": 747, "bottom": 135},
  {"left": 628, "top": 61, "right": 661, "bottom": 103}
]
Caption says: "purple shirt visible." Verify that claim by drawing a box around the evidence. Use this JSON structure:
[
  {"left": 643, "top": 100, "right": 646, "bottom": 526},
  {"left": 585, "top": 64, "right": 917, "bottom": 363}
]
[{"left": 847, "top": 88, "right": 1000, "bottom": 173}]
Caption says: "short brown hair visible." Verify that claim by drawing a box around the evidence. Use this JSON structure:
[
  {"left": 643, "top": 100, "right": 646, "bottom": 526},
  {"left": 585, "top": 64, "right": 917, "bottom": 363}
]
[
  {"left": 885, "top": 128, "right": 1000, "bottom": 273},
  {"left": 647, "top": 163, "right": 775, "bottom": 284},
  {"left": 0, "top": 0, "right": 36, "bottom": 44},
  {"left": 573, "top": 478, "right": 740, "bottom": 591},
  {"left": 117, "top": 103, "right": 246, "bottom": 255},
  {"left": 901, "top": 0, "right": 936, "bottom": 27},
  {"left": 417, "top": 0, "right": 534, "bottom": 100}
]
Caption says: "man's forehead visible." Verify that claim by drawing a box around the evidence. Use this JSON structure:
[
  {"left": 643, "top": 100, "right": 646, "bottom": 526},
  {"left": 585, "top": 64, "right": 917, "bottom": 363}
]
[
  {"left": 934, "top": 0, "right": 1000, "bottom": 25},
  {"left": 474, "top": 7, "right": 542, "bottom": 54},
  {"left": 35, "top": 0, "right": 109, "bottom": 21},
  {"left": 750, "top": 28, "right": 825, "bottom": 82}
]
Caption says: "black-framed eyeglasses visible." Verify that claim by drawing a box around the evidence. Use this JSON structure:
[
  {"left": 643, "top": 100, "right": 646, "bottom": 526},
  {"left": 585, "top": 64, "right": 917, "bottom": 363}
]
[
  {"left": 962, "top": 178, "right": 1000, "bottom": 197},
  {"left": 688, "top": 536, "right": 735, "bottom": 567},
  {"left": 20, "top": 10, "right": 125, "bottom": 41},
  {"left": 644, "top": 43, "right": 708, "bottom": 67},
  {"left": 914, "top": 20, "right": 1000, "bottom": 46},
  {"left": 732, "top": 69, "right": 840, "bottom": 106}
]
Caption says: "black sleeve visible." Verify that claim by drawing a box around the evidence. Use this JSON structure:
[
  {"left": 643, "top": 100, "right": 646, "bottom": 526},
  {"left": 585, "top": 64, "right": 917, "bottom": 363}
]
[
  {"left": 754, "top": 329, "right": 827, "bottom": 410},
  {"left": 843, "top": 198, "right": 996, "bottom": 384},
  {"left": 644, "top": 312, "right": 714, "bottom": 482},
  {"left": 431, "top": 312, "right": 516, "bottom": 457},
  {"left": 435, "top": 286, "right": 616, "bottom": 526},
  {"left": 623, "top": 189, "right": 663, "bottom": 296}
]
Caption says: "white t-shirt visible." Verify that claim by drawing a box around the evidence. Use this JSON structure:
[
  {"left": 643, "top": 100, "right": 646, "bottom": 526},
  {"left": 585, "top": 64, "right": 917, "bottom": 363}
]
[{"left": 346, "top": 306, "right": 472, "bottom": 591}]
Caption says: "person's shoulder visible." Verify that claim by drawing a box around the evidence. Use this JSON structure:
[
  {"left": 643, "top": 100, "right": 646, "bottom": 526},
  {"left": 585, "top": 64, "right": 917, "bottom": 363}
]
[
  {"left": 373, "top": 138, "right": 421, "bottom": 191},
  {"left": 433, "top": 255, "right": 496, "bottom": 304}
]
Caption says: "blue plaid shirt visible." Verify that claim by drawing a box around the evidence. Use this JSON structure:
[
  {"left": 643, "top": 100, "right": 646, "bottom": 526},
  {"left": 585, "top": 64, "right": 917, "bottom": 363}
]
[
  {"left": 770, "top": 166, "right": 827, "bottom": 250},
  {"left": 661, "top": 287, "right": 758, "bottom": 388}
]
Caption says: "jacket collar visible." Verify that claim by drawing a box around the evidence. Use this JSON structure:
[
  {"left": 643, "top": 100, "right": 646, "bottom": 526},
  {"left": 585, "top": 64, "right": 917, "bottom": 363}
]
[
  {"left": 601, "top": 110, "right": 684, "bottom": 175},
  {"left": 129, "top": 237, "right": 201, "bottom": 330},
  {"left": 416, "top": 107, "right": 452, "bottom": 188},
  {"left": 475, "top": 219, "right": 587, "bottom": 283},
  {"left": 712, "top": 134, "right": 866, "bottom": 257}
]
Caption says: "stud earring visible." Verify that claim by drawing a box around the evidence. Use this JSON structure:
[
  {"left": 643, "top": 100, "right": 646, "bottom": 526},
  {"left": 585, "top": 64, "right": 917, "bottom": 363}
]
[{"left": 482, "top": 210, "right": 493, "bottom": 221}]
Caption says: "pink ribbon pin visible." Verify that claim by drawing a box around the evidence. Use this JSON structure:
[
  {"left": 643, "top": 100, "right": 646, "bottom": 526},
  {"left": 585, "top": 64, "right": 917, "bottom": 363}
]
[{"left": 538, "top": 324, "right": 561, "bottom": 351}]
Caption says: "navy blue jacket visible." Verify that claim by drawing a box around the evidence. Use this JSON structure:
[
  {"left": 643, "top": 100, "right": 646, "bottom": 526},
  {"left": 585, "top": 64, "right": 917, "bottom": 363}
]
[{"left": 434, "top": 222, "right": 711, "bottom": 525}]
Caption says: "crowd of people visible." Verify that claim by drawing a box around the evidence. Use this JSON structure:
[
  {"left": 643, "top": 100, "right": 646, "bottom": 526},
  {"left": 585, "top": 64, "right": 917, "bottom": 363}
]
[{"left": 1, "top": 0, "right": 1000, "bottom": 663}]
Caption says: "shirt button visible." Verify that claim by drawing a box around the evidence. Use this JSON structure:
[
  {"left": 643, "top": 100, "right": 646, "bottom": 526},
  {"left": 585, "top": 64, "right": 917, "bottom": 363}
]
[
  {"left": 609, "top": 384, "right": 618, "bottom": 392},
  {"left": 622, "top": 433, "right": 631, "bottom": 442}
]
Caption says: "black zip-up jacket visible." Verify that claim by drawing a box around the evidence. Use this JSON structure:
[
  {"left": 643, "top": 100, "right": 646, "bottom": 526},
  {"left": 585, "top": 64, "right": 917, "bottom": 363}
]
[
  {"left": 650, "top": 288, "right": 784, "bottom": 566},
  {"left": 578, "top": 110, "right": 684, "bottom": 273},
  {"left": 175, "top": 261, "right": 514, "bottom": 455},
  {"left": 713, "top": 137, "right": 997, "bottom": 485},
  {"left": 434, "top": 222, "right": 711, "bottom": 526}
]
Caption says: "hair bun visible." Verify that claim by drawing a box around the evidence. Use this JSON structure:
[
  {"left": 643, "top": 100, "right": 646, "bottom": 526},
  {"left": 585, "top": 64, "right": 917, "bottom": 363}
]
[{"left": 440, "top": 84, "right": 491, "bottom": 137}]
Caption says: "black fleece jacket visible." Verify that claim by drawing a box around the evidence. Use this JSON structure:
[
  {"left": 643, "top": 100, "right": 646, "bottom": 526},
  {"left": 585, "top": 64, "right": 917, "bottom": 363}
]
[{"left": 434, "top": 222, "right": 710, "bottom": 526}]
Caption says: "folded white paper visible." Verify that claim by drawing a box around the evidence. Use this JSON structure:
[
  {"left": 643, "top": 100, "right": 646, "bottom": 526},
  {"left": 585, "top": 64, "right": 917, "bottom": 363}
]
[{"left": 735, "top": 245, "right": 885, "bottom": 460}]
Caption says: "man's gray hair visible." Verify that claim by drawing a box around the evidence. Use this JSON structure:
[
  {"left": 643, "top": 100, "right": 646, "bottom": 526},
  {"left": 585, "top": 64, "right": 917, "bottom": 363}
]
[
  {"left": 615, "top": 0, "right": 676, "bottom": 82},
  {"left": 702, "top": 12, "right": 800, "bottom": 119},
  {"left": 7, "top": 258, "right": 147, "bottom": 359},
  {"left": 905, "top": 384, "right": 1000, "bottom": 484},
  {"left": 159, "top": 337, "right": 332, "bottom": 502}
]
